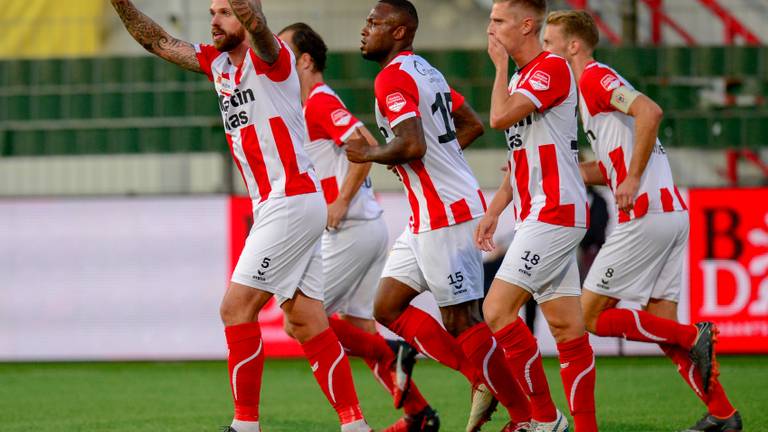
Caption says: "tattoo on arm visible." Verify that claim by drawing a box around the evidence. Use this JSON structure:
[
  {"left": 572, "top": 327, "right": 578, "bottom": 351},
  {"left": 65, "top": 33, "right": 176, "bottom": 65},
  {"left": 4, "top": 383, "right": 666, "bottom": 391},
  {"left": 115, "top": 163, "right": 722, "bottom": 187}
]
[
  {"left": 227, "top": 0, "right": 280, "bottom": 64},
  {"left": 111, "top": 0, "right": 202, "bottom": 74}
]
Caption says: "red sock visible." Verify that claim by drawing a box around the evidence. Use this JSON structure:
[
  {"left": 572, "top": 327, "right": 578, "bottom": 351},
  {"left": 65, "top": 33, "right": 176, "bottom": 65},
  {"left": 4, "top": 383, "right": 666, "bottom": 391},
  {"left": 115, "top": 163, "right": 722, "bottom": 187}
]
[
  {"left": 329, "top": 317, "right": 391, "bottom": 360},
  {"left": 225, "top": 322, "right": 265, "bottom": 422},
  {"left": 400, "top": 380, "right": 429, "bottom": 416},
  {"left": 458, "top": 323, "right": 532, "bottom": 423},
  {"left": 595, "top": 308, "right": 697, "bottom": 348},
  {"left": 329, "top": 318, "right": 429, "bottom": 415},
  {"left": 660, "top": 345, "right": 736, "bottom": 418},
  {"left": 301, "top": 328, "right": 364, "bottom": 425},
  {"left": 388, "top": 306, "right": 475, "bottom": 382},
  {"left": 363, "top": 357, "right": 429, "bottom": 415},
  {"left": 494, "top": 318, "right": 557, "bottom": 422},
  {"left": 557, "top": 334, "right": 597, "bottom": 432}
]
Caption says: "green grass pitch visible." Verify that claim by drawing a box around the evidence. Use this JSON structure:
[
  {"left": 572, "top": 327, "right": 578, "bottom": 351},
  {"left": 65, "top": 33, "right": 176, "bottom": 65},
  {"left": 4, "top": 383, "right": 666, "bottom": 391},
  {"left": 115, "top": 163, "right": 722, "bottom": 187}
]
[{"left": 0, "top": 356, "right": 764, "bottom": 431}]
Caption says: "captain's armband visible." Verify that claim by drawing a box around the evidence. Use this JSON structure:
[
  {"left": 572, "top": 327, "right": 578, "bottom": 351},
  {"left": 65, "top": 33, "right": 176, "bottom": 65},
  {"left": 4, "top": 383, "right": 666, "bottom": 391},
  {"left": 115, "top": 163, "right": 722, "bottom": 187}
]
[{"left": 610, "top": 86, "right": 641, "bottom": 114}]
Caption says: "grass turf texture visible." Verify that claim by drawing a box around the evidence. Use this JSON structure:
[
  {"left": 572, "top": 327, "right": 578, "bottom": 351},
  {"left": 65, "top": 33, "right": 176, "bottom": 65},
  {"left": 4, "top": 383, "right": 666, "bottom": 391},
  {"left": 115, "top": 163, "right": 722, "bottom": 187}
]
[{"left": 0, "top": 356, "right": 764, "bottom": 431}]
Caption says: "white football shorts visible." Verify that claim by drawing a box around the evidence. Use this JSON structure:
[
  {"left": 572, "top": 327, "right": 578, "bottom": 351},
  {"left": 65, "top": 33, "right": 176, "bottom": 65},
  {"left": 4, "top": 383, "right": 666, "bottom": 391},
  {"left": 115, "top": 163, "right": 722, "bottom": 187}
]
[
  {"left": 495, "top": 220, "right": 586, "bottom": 304},
  {"left": 381, "top": 219, "right": 484, "bottom": 307},
  {"left": 323, "top": 217, "right": 389, "bottom": 319},
  {"left": 584, "top": 211, "right": 689, "bottom": 304},
  {"left": 231, "top": 192, "right": 326, "bottom": 305}
]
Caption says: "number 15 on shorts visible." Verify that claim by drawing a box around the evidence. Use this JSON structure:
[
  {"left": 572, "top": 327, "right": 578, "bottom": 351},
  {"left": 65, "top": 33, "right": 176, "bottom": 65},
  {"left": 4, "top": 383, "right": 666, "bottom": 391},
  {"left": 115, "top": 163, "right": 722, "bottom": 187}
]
[{"left": 448, "top": 271, "right": 467, "bottom": 295}]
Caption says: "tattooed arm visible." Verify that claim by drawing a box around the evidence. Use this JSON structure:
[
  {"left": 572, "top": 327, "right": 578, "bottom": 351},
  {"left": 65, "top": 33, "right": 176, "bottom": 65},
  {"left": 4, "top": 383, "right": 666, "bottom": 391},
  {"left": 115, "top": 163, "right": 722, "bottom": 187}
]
[
  {"left": 227, "top": 0, "right": 280, "bottom": 64},
  {"left": 111, "top": 0, "right": 203, "bottom": 74}
]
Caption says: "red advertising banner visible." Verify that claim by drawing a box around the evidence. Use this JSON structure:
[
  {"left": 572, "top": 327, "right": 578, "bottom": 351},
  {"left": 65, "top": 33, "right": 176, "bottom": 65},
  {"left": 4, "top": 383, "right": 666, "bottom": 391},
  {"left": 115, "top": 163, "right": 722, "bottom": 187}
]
[
  {"left": 230, "top": 188, "right": 768, "bottom": 357},
  {"left": 688, "top": 188, "right": 768, "bottom": 353},
  {"left": 229, "top": 196, "right": 304, "bottom": 357}
]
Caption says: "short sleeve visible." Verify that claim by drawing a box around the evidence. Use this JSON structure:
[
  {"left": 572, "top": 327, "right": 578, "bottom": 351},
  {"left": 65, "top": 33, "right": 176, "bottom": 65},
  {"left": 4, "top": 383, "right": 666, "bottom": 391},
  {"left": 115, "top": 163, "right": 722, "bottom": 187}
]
[
  {"left": 450, "top": 87, "right": 466, "bottom": 112},
  {"left": 194, "top": 43, "right": 221, "bottom": 82},
  {"left": 374, "top": 66, "right": 420, "bottom": 128},
  {"left": 248, "top": 36, "right": 293, "bottom": 82},
  {"left": 514, "top": 56, "right": 572, "bottom": 112},
  {"left": 579, "top": 66, "right": 621, "bottom": 115},
  {"left": 305, "top": 93, "right": 363, "bottom": 145}
]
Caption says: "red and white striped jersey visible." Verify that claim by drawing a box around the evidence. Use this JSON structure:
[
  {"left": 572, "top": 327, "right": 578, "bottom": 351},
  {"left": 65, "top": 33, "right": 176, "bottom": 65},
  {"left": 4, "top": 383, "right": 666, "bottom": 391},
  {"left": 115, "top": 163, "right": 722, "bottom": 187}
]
[
  {"left": 374, "top": 51, "right": 487, "bottom": 234},
  {"left": 304, "top": 82, "right": 383, "bottom": 221},
  {"left": 505, "top": 51, "right": 588, "bottom": 228},
  {"left": 195, "top": 38, "right": 319, "bottom": 206},
  {"left": 579, "top": 61, "right": 687, "bottom": 223}
]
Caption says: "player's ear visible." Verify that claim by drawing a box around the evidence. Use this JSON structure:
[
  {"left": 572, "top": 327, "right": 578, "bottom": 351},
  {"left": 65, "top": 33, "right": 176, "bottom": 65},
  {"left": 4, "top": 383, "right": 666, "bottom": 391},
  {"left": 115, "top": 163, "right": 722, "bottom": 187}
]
[
  {"left": 522, "top": 17, "right": 536, "bottom": 36},
  {"left": 568, "top": 38, "right": 580, "bottom": 57},
  {"left": 392, "top": 25, "right": 407, "bottom": 41},
  {"left": 299, "top": 53, "right": 314, "bottom": 71}
]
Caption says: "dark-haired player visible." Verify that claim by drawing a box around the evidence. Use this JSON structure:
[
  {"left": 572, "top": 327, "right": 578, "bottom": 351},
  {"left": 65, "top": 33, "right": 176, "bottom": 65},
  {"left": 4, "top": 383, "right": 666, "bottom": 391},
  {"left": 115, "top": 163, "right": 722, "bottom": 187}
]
[
  {"left": 348, "top": 1, "right": 536, "bottom": 431},
  {"left": 278, "top": 22, "right": 440, "bottom": 432}
]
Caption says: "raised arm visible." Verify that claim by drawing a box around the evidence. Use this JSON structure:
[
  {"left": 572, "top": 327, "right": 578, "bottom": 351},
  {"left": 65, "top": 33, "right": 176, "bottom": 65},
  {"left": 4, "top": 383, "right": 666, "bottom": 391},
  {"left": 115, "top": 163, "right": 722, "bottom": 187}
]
[
  {"left": 452, "top": 103, "right": 485, "bottom": 150},
  {"left": 490, "top": 91, "right": 537, "bottom": 130},
  {"left": 488, "top": 35, "right": 537, "bottom": 130},
  {"left": 345, "top": 117, "right": 427, "bottom": 165},
  {"left": 227, "top": 0, "right": 280, "bottom": 64},
  {"left": 111, "top": 0, "right": 202, "bottom": 73}
]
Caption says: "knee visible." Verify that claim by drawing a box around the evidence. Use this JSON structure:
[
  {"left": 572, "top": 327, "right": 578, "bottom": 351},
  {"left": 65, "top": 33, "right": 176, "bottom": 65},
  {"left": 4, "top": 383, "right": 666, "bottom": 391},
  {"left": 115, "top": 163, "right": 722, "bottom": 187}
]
[
  {"left": 373, "top": 301, "right": 405, "bottom": 328},
  {"left": 442, "top": 315, "right": 468, "bottom": 338},
  {"left": 340, "top": 315, "right": 377, "bottom": 334},
  {"left": 373, "top": 305, "right": 398, "bottom": 328},
  {"left": 442, "top": 304, "right": 481, "bottom": 337},
  {"left": 285, "top": 316, "right": 305, "bottom": 338},
  {"left": 581, "top": 299, "right": 608, "bottom": 334},
  {"left": 548, "top": 317, "right": 585, "bottom": 344},
  {"left": 548, "top": 320, "right": 569, "bottom": 343},
  {"left": 220, "top": 298, "right": 247, "bottom": 326},
  {"left": 283, "top": 318, "right": 297, "bottom": 340},
  {"left": 482, "top": 301, "right": 515, "bottom": 333},
  {"left": 583, "top": 311, "right": 600, "bottom": 334},
  {"left": 220, "top": 283, "right": 271, "bottom": 326},
  {"left": 284, "top": 314, "right": 315, "bottom": 343}
]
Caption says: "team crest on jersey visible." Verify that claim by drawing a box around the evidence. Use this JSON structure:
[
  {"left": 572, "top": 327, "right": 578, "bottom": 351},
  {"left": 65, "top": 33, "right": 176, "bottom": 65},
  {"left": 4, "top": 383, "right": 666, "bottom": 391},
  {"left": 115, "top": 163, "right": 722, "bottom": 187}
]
[
  {"left": 331, "top": 109, "right": 352, "bottom": 127},
  {"left": 528, "top": 71, "right": 551, "bottom": 91},
  {"left": 215, "top": 73, "right": 235, "bottom": 97},
  {"left": 386, "top": 92, "right": 407, "bottom": 113},
  {"left": 601, "top": 74, "right": 620, "bottom": 91}
]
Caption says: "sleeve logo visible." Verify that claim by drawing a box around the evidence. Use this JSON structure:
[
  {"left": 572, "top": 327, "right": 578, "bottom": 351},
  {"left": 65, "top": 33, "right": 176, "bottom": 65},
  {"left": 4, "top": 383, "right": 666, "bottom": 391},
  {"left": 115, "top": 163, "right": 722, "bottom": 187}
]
[
  {"left": 386, "top": 92, "right": 407, "bottom": 113},
  {"left": 528, "top": 71, "right": 551, "bottom": 91},
  {"left": 331, "top": 109, "right": 352, "bottom": 127},
  {"left": 600, "top": 74, "right": 621, "bottom": 91}
]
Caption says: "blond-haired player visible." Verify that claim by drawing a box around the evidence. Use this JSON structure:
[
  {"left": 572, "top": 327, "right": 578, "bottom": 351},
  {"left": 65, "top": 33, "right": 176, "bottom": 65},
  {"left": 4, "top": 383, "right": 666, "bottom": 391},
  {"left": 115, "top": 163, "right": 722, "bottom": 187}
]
[
  {"left": 479, "top": 1, "right": 598, "bottom": 431},
  {"left": 543, "top": 10, "right": 741, "bottom": 432}
]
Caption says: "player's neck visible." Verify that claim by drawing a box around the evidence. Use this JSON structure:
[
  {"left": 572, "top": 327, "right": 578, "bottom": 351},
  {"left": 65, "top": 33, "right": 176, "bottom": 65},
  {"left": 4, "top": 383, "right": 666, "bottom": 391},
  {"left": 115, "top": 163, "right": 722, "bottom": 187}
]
[
  {"left": 226, "top": 42, "right": 250, "bottom": 67},
  {"left": 510, "top": 38, "right": 544, "bottom": 70},
  {"left": 380, "top": 46, "right": 413, "bottom": 68},
  {"left": 571, "top": 54, "right": 594, "bottom": 82},
  {"left": 301, "top": 72, "right": 324, "bottom": 104}
]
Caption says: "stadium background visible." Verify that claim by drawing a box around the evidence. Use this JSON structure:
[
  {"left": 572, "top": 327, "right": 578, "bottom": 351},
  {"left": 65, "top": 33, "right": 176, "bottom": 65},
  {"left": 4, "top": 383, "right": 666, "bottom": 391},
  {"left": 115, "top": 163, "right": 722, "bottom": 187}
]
[{"left": 0, "top": 1, "right": 766, "bottom": 431}]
